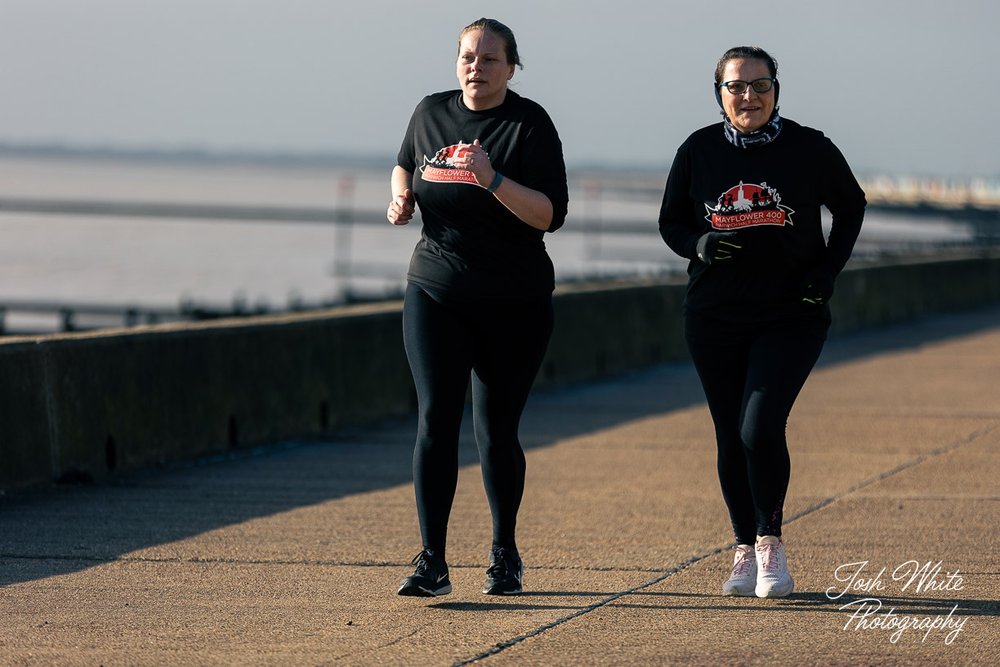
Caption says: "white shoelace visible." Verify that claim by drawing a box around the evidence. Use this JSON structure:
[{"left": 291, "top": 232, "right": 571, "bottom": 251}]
[
  {"left": 732, "top": 546, "right": 755, "bottom": 576},
  {"left": 757, "top": 542, "right": 783, "bottom": 572}
]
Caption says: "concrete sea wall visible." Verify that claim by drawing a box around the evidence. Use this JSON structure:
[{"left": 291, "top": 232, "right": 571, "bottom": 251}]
[{"left": 3, "top": 251, "right": 999, "bottom": 491}]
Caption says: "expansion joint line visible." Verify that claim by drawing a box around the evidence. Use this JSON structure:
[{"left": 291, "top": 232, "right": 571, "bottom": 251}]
[
  {"left": 453, "top": 422, "right": 998, "bottom": 666},
  {"left": 452, "top": 547, "right": 727, "bottom": 667},
  {"left": 783, "top": 421, "right": 999, "bottom": 525}
]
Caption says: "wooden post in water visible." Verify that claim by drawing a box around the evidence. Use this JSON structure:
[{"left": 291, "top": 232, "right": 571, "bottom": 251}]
[{"left": 332, "top": 175, "right": 356, "bottom": 301}]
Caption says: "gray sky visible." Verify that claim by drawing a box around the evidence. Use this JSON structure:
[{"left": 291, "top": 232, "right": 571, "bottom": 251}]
[{"left": 2, "top": 0, "right": 997, "bottom": 177}]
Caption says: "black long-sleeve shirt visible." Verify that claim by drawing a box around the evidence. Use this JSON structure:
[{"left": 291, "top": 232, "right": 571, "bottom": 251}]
[{"left": 659, "top": 118, "right": 866, "bottom": 322}]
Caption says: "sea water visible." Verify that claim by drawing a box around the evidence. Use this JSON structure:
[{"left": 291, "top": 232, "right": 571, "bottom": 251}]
[{"left": 0, "top": 155, "right": 974, "bottom": 333}]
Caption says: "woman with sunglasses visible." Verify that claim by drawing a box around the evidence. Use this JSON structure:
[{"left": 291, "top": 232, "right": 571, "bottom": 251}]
[{"left": 658, "top": 46, "right": 866, "bottom": 598}]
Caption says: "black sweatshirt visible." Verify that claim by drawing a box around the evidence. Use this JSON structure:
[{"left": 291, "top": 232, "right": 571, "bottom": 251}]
[
  {"left": 658, "top": 118, "right": 866, "bottom": 322},
  {"left": 397, "top": 90, "right": 568, "bottom": 303}
]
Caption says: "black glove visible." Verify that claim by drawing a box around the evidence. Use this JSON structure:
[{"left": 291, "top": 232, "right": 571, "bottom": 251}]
[
  {"left": 695, "top": 232, "right": 742, "bottom": 264},
  {"left": 800, "top": 269, "right": 835, "bottom": 305}
]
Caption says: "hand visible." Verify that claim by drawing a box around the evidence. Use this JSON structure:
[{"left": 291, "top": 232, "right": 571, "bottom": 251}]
[
  {"left": 387, "top": 188, "right": 415, "bottom": 225},
  {"left": 800, "top": 269, "right": 835, "bottom": 305},
  {"left": 696, "top": 232, "right": 742, "bottom": 264},
  {"left": 453, "top": 139, "right": 495, "bottom": 188}
]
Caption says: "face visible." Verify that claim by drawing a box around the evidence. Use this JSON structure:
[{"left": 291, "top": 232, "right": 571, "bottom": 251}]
[
  {"left": 719, "top": 58, "right": 776, "bottom": 133},
  {"left": 456, "top": 29, "right": 515, "bottom": 110}
]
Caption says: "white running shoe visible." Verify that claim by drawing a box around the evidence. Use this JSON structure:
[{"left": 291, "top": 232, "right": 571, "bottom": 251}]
[
  {"left": 722, "top": 544, "right": 757, "bottom": 596},
  {"left": 755, "top": 536, "right": 793, "bottom": 598}
]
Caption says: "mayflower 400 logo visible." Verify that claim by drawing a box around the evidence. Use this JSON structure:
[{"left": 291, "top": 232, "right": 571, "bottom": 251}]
[
  {"left": 705, "top": 181, "right": 795, "bottom": 229},
  {"left": 419, "top": 144, "right": 479, "bottom": 185}
]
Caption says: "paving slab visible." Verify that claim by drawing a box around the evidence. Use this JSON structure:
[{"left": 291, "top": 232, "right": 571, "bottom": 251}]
[{"left": 2, "top": 306, "right": 999, "bottom": 666}]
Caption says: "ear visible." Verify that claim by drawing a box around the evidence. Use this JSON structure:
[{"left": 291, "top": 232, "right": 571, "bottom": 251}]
[
  {"left": 773, "top": 79, "right": 780, "bottom": 105},
  {"left": 713, "top": 84, "right": 723, "bottom": 109}
]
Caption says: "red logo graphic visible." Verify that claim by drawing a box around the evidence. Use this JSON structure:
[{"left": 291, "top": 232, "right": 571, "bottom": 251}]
[
  {"left": 420, "top": 144, "right": 479, "bottom": 185},
  {"left": 705, "top": 181, "right": 794, "bottom": 229}
]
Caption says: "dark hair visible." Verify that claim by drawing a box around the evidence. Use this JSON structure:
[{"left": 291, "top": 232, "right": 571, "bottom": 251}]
[
  {"left": 459, "top": 18, "right": 523, "bottom": 70},
  {"left": 714, "top": 46, "right": 778, "bottom": 84}
]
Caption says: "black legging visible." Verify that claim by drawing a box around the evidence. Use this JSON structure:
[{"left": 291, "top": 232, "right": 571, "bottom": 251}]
[
  {"left": 402, "top": 283, "right": 553, "bottom": 557},
  {"left": 685, "top": 310, "right": 829, "bottom": 545}
]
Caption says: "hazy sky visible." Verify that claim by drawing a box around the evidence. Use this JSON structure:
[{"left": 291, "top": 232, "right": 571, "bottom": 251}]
[{"left": 2, "top": 0, "right": 997, "bottom": 177}]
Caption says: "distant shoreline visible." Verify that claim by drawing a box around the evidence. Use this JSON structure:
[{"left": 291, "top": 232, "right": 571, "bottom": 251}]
[
  {"left": 0, "top": 142, "right": 395, "bottom": 170},
  {"left": 0, "top": 142, "right": 701, "bottom": 177},
  {"left": 2, "top": 143, "right": 997, "bottom": 216}
]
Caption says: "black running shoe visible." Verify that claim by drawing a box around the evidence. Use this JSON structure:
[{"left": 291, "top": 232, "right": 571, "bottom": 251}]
[
  {"left": 483, "top": 547, "right": 523, "bottom": 595},
  {"left": 397, "top": 549, "right": 451, "bottom": 597}
]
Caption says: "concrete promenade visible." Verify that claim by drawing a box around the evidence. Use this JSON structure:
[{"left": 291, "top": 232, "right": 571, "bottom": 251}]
[{"left": 2, "top": 306, "right": 999, "bottom": 666}]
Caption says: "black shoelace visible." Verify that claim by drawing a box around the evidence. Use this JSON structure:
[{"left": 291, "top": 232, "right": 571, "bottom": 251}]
[{"left": 487, "top": 548, "right": 518, "bottom": 577}]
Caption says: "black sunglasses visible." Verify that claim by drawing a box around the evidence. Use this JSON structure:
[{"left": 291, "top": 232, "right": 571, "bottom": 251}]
[{"left": 718, "top": 78, "right": 776, "bottom": 95}]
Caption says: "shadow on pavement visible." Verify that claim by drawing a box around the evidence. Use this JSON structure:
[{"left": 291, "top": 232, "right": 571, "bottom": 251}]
[
  {"left": 3, "top": 305, "right": 999, "bottom": 588},
  {"left": 609, "top": 591, "right": 1000, "bottom": 618}
]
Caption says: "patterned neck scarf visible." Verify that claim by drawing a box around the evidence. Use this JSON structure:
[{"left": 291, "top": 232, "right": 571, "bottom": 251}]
[{"left": 722, "top": 111, "right": 783, "bottom": 149}]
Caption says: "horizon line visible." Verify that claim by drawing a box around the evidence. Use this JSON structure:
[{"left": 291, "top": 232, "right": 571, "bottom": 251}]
[{"left": 0, "top": 141, "right": 995, "bottom": 181}]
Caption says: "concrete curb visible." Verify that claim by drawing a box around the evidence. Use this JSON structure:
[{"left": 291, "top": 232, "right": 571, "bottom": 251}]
[{"left": 3, "top": 251, "right": 999, "bottom": 491}]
